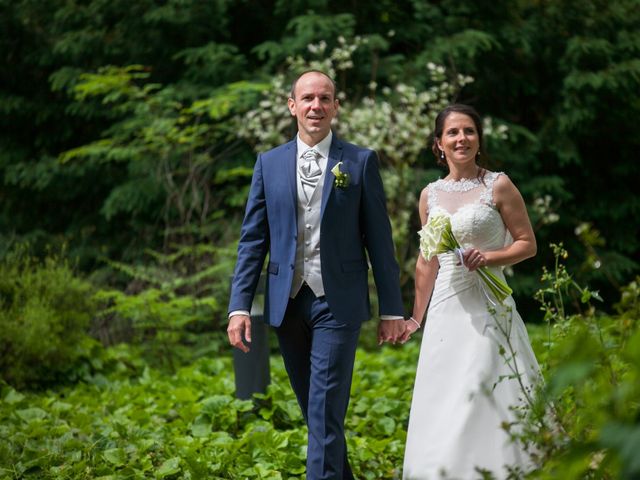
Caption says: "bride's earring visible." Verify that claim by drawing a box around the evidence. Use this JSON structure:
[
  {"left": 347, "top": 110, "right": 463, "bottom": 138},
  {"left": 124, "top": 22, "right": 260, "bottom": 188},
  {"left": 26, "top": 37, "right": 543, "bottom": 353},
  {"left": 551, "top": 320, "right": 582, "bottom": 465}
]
[{"left": 440, "top": 150, "right": 445, "bottom": 159}]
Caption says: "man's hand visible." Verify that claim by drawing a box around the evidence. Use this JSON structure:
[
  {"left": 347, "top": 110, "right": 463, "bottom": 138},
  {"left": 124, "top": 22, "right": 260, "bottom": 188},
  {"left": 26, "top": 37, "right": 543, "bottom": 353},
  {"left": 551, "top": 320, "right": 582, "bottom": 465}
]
[
  {"left": 227, "top": 314, "right": 252, "bottom": 353},
  {"left": 377, "top": 319, "right": 406, "bottom": 345}
]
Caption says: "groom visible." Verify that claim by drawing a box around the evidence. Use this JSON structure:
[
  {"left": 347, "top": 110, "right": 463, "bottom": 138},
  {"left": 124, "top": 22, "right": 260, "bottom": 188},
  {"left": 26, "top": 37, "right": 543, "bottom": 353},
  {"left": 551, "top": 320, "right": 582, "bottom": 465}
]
[{"left": 227, "top": 70, "right": 405, "bottom": 479}]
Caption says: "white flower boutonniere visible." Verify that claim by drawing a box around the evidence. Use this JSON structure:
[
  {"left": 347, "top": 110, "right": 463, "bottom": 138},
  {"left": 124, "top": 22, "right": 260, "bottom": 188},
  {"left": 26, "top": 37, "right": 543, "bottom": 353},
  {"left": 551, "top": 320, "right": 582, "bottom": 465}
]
[{"left": 331, "top": 162, "right": 350, "bottom": 189}]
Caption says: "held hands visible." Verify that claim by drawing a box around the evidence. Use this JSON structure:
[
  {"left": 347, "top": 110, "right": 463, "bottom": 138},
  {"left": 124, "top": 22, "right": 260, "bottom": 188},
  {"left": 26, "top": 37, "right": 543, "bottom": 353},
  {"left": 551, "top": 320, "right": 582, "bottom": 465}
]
[
  {"left": 227, "top": 314, "right": 252, "bottom": 353},
  {"left": 399, "top": 317, "right": 421, "bottom": 344},
  {"left": 377, "top": 319, "right": 406, "bottom": 346}
]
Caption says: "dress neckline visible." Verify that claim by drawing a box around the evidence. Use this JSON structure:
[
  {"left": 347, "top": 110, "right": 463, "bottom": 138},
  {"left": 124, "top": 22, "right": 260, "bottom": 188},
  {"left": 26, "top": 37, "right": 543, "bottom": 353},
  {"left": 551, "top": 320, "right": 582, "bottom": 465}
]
[
  {"left": 434, "top": 176, "right": 482, "bottom": 192},
  {"left": 441, "top": 176, "right": 481, "bottom": 183}
]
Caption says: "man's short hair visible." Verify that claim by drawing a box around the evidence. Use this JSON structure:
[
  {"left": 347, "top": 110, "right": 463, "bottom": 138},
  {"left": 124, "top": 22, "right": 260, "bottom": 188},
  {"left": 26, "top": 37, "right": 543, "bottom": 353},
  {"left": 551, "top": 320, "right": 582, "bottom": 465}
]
[{"left": 289, "top": 70, "right": 337, "bottom": 100}]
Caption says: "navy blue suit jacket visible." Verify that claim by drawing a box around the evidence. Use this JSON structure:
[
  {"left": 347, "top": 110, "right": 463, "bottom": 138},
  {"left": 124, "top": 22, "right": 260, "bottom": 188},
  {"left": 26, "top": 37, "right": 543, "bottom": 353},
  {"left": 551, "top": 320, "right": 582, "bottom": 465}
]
[{"left": 229, "top": 135, "right": 404, "bottom": 327}]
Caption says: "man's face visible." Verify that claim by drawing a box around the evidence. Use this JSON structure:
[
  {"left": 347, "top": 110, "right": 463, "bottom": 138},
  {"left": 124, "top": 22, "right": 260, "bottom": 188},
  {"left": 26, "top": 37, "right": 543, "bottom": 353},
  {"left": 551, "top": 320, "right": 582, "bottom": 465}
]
[{"left": 288, "top": 72, "right": 339, "bottom": 145}]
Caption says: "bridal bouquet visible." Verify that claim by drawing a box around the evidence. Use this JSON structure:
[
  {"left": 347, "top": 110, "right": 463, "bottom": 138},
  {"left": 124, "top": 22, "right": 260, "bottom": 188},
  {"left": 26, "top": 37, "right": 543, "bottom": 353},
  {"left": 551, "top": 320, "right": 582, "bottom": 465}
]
[{"left": 418, "top": 215, "right": 513, "bottom": 304}]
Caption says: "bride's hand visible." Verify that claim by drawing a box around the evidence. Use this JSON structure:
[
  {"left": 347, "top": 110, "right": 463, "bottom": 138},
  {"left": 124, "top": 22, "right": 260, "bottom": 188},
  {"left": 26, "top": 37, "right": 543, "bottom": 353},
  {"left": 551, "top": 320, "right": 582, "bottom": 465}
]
[
  {"left": 462, "top": 247, "right": 486, "bottom": 272},
  {"left": 400, "top": 318, "right": 420, "bottom": 343}
]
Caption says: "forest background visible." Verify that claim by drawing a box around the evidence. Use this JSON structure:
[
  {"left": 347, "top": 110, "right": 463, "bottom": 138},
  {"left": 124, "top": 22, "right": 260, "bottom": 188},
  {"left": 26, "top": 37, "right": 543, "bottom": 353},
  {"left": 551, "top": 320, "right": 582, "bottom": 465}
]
[{"left": 1, "top": 0, "right": 639, "bottom": 478}]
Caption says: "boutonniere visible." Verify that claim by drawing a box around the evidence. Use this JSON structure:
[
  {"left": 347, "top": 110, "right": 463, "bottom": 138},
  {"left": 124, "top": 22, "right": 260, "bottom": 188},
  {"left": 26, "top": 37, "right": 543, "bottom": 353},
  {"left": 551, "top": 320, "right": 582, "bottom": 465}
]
[{"left": 331, "top": 162, "right": 350, "bottom": 189}]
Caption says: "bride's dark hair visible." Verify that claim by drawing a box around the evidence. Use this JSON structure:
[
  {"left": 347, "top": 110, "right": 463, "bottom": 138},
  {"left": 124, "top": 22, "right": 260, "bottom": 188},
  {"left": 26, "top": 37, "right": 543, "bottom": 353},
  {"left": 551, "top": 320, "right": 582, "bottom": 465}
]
[{"left": 432, "top": 104, "right": 487, "bottom": 182}]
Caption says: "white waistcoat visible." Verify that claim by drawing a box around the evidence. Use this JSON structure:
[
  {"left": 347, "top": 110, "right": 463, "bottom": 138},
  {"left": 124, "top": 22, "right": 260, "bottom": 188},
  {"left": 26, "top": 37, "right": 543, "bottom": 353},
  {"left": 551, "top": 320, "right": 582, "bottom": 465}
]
[{"left": 290, "top": 162, "right": 326, "bottom": 298}]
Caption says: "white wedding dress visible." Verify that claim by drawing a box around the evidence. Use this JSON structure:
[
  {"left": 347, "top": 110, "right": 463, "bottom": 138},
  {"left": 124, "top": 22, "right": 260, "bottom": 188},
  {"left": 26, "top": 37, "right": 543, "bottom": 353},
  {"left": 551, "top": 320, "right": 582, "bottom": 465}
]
[{"left": 403, "top": 172, "right": 542, "bottom": 480}]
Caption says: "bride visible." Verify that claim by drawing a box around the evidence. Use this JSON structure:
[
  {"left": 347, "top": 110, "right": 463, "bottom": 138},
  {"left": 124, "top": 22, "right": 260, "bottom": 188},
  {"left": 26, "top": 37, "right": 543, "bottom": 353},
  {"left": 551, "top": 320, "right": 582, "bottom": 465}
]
[{"left": 400, "top": 104, "right": 542, "bottom": 479}]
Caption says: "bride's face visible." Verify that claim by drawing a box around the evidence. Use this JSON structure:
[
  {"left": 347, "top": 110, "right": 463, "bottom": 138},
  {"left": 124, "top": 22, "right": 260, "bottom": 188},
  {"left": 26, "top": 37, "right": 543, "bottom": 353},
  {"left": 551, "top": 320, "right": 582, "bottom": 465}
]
[{"left": 436, "top": 112, "right": 480, "bottom": 168}]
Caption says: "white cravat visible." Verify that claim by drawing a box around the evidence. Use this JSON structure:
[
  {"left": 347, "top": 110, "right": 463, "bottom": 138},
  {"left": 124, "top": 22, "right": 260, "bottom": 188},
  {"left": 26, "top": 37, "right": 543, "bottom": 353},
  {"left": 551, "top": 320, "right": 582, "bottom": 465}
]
[{"left": 299, "top": 148, "right": 322, "bottom": 202}]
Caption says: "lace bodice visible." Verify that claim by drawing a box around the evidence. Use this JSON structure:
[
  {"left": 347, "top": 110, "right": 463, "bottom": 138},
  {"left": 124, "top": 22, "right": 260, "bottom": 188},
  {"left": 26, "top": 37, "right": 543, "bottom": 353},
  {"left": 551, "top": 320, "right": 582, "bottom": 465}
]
[{"left": 427, "top": 171, "right": 509, "bottom": 252}]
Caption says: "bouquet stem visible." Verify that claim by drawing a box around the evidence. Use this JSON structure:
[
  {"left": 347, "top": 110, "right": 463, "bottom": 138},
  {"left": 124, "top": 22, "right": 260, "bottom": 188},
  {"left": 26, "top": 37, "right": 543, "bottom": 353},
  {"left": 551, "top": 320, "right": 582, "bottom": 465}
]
[{"left": 476, "top": 266, "right": 513, "bottom": 304}]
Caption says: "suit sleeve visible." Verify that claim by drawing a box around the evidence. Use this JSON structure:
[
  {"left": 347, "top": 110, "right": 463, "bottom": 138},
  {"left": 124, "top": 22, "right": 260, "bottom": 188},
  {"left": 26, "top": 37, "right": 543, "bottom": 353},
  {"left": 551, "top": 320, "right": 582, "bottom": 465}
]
[
  {"left": 228, "top": 154, "right": 269, "bottom": 313},
  {"left": 360, "top": 151, "right": 405, "bottom": 317}
]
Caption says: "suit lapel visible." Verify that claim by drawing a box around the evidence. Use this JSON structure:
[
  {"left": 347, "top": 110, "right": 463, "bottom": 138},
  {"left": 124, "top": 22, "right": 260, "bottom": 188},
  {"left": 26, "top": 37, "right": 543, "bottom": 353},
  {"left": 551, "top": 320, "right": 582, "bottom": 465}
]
[
  {"left": 285, "top": 141, "right": 298, "bottom": 223},
  {"left": 321, "top": 136, "right": 343, "bottom": 219}
]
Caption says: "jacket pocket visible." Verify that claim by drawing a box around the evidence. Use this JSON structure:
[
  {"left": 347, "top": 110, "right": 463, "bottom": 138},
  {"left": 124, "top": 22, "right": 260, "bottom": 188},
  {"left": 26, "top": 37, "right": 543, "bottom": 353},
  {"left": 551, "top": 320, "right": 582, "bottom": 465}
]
[
  {"left": 267, "top": 262, "right": 279, "bottom": 275},
  {"left": 341, "top": 259, "right": 367, "bottom": 273}
]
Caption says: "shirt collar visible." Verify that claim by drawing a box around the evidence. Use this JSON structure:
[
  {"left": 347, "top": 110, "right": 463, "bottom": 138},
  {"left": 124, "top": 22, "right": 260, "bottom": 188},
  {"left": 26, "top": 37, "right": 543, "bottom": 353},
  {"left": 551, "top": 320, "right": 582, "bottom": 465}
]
[{"left": 296, "top": 130, "right": 333, "bottom": 160}]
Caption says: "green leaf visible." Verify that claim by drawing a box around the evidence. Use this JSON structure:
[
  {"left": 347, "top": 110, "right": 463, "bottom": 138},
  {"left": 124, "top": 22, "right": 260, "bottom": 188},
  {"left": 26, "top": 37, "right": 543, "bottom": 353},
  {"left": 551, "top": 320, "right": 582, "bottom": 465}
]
[
  {"left": 374, "top": 416, "right": 396, "bottom": 436},
  {"left": 15, "top": 408, "right": 47, "bottom": 423},
  {"left": 103, "top": 448, "right": 126, "bottom": 466},
  {"left": 191, "top": 414, "right": 211, "bottom": 438},
  {"left": 156, "top": 457, "right": 181, "bottom": 478},
  {"left": 4, "top": 389, "right": 25, "bottom": 404}
]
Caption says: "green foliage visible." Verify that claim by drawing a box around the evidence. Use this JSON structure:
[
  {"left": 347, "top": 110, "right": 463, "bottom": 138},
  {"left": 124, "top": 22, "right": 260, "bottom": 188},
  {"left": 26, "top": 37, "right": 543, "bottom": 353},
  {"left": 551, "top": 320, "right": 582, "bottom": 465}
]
[
  {"left": 347, "top": 346, "right": 416, "bottom": 479},
  {"left": 0, "top": 0, "right": 246, "bottom": 266},
  {"left": 93, "top": 244, "right": 235, "bottom": 369},
  {"left": 0, "top": 246, "right": 99, "bottom": 389},
  {"left": 252, "top": 13, "right": 357, "bottom": 69},
  {"left": 522, "top": 246, "right": 640, "bottom": 479},
  {"left": 59, "top": 65, "right": 264, "bottom": 253},
  {"left": 534, "top": 243, "right": 603, "bottom": 325},
  {"left": 0, "top": 341, "right": 418, "bottom": 479}
]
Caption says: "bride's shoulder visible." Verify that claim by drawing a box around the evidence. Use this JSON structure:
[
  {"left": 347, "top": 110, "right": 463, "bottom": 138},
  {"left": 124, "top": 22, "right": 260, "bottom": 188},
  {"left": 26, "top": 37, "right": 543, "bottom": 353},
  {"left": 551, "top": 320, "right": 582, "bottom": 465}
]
[
  {"left": 420, "top": 181, "right": 440, "bottom": 216},
  {"left": 424, "top": 178, "right": 445, "bottom": 191},
  {"left": 421, "top": 178, "right": 440, "bottom": 193},
  {"left": 485, "top": 170, "right": 511, "bottom": 186},
  {"left": 489, "top": 170, "right": 514, "bottom": 187},
  {"left": 484, "top": 169, "right": 503, "bottom": 178},
  {"left": 421, "top": 180, "right": 441, "bottom": 201},
  {"left": 419, "top": 185, "right": 430, "bottom": 203},
  {"left": 489, "top": 171, "right": 523, "bottom": 206}
]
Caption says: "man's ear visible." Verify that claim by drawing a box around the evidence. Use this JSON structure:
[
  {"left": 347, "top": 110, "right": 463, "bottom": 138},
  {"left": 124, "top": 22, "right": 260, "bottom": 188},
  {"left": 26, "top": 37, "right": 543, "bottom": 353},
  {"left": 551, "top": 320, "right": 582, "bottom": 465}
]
[{"left": 287, "top": 97, "right": 296, "bottom": 116}]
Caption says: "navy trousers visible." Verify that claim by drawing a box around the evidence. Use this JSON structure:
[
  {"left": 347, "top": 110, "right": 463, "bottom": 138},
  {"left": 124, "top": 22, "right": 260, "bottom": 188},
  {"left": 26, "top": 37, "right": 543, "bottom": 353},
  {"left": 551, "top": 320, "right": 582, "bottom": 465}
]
[{"left": 275, "top": 284, "right": 360, "bottom": 480}]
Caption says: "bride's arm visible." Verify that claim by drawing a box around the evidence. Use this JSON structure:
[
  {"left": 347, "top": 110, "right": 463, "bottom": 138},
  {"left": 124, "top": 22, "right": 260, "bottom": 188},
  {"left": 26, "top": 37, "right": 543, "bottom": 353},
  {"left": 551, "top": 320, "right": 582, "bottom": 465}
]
[
  {"left": 411, "top": 254, "right": 439, "bottom": 327},
  {"left": 402, "top": 187, "right": 439, "bottom": 342},
  {"left": 467, "top": 174, "right": 536, "bottom": 271}
]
